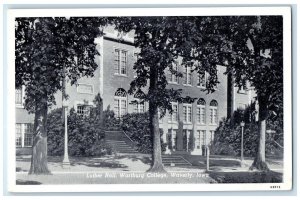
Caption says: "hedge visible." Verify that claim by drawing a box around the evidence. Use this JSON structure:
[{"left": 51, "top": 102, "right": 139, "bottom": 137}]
[{"left": 47, "top": 94, "right": 113, "bottom": 157}]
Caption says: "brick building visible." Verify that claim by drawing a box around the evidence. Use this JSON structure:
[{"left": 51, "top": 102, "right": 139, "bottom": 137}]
[{"left": 15, "top": 27, "right": 256, "bottom": 155}]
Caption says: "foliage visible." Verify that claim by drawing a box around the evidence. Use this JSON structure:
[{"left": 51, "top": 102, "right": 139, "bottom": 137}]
[
  {"left": 120, "top": 112, "right": 166, "bottom": 153},
  {"left": 211, "top": 106, "right": 283, "bottom": 157},
  {"left": 47, "top": 94, "right": 112, "bottom": 157},
  {"left": 15, "top": 17, "right": 110, "bottom": 173},
  {"left": 15, "top": 17, "right": 109, "bottom": 112},
  {"left": 114, "top": 17, "right": 222, "bottom": 115},
  {"left": 115, "top": 16, "right": 283, "bottom": 170},
  {"left": 102, "top": 106, "right": 122, "bottom": 131}
]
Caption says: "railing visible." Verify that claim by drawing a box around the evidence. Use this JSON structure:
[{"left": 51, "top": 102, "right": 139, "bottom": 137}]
[
  {"left": 121, "top": 130, "right": 135, "bottom": 144},
  {"left": 105, "top": 130, "right": 137, "bottom": 150},
  {"left": 178, "top": 156, "right": 193, "bottom": 166}
]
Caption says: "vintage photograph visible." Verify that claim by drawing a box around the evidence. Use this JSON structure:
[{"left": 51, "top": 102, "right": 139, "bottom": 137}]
[{"left": 8, "top": 7, "right": 292, "bottom": 192}]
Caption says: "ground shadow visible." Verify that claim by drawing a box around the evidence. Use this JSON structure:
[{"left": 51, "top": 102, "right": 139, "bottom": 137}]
[
  {"left": 16, "top": 179, "right": 42, "bottom": 185},
  {"left": 208, "top": 170, "right": 283, "bottom": 183},
  {"left": 116, "top": 154, "right": 152, "bottom": 165}
]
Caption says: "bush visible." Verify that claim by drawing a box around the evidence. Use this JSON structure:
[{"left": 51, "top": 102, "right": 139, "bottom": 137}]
[
  {"left": 211, "top": 105, "right": 283, "bottom": 158},
  {"left": 121, "top": 112, "right": 166, "bottom": 153},
  {"left": 47, "top": 94, "right": 112, "bottom": 157},
  {"left": 102, "top": 106, "right": 121, "bottom": 131}
]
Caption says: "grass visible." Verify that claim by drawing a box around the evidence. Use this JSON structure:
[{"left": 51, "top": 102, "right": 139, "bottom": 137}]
[{"left": 208, "top": 171, "right": 282, "bottom": 183}]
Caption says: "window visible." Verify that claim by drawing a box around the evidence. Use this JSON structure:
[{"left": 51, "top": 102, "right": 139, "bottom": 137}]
[
  {"left": 133, "top": 102, "right": 145, "bottom": 113},
  {"left": 16, "top": 124, "right": 22, "bottom": 147},
  {"left": 238, "top": 103, "right": 247, "bottom": 110},
  {"left": 197, "top": 72, "right": 206, "bottom": 88},
  {"left": 195, "top": 130, "right": 206, "bottom": 150},
  {"left": 195, "top": 130, "right": 206, "bottom": 149},
  {"left": 114, "top": 88, "right": 127, "bottom": 118},
  {"left": 77, "top": 105, "right": 92, "bottom": 116},
  {"left": 209, "top": 100, "right": 218, "bottom": 125},
  {"left": 197, "top": 98, "right": 206, "bottom": 124},
  {"left": 16, "top": 123, "right": 34, "bottom": 147},
  {"left": 77, "top": 84, "right": 93, "bottom": 94},
  {"left": 183, "top": 66, "right": 192, "bottom": 85},
  {"left": 206, "top": 70, "right": 219, "bottom": 90},
  {"left": 24, "top": 124, "right": 33, "bottom": 147},
  {"left": 133, "top": 52, "right": 139, "bottom": 78},
  {"left": 15, "top": 88, "right": 22, "bottom": 105},
  {"left": 168, "top": 129, "right": 177, "bottom": 150},
  {"left": 183, "top": 104, "right": 192, "bottom": 123},
  {"left": 209, "top": 130, "right": 215, "bottom": 144},
  {"left": 183, "top": 129, "right": 192, "bottom": 151},
  {"left": 168, "top": 62, "right": 179, "bottom": 84},
  {"left": 133, "top": 91, "right": 145, "bottom": 113},
  {"left": 168, "top": 102, "right": 178, "bottom": 122},
  {"left": 114, "top": 49, "right": 127, "bottom": 75},
  {"left": 238, "top": 85, "right": 247, "bottom": 94}
]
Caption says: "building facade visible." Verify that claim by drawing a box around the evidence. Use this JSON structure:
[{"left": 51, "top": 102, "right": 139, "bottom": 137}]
[{"left": 15, "top": 26, "right": 256, "bottom": 155}]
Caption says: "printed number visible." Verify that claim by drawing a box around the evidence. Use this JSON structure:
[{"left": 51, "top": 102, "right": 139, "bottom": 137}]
[{"left": 270, "top": 186, "right": 281, "bottom": 189}]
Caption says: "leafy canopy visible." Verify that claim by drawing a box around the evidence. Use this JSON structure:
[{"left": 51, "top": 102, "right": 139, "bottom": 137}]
[
  {"left": 114, "top": 17, "right": 221, "bottom": 116},
  {"left": 15, "top": 17, "right": 109, "bottom": 112},
  {"left": 115, "top": 16, "right": 283, "bottom": 117}
]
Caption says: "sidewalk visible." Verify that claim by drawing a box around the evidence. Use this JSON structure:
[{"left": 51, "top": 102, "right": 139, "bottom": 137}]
[{"left": 16, "top": 154, "right": 283, "bottom": 184}]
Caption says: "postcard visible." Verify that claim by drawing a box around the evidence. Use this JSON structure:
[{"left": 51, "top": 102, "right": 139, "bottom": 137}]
[{"left": 6, "top": 7, "right": 292, "bottom": 192}]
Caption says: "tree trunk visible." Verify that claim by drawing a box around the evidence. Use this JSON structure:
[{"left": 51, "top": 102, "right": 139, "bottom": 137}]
[
  {"left": 147, "top": 65, "right": 166, "bottom": 173},
  {"left": 250, "top": 96, "right": 269, "bottom": 171},
  {"left": 29, "top": 100, "right": 51, "bottom": 175},
  {"left": 148, "top": 101, "right": 165, "bottom": 172}
]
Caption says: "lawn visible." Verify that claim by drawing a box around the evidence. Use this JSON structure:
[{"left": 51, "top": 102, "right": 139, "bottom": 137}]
[{"left": 16, "top": 154, "right": 283, "bottom": 185}]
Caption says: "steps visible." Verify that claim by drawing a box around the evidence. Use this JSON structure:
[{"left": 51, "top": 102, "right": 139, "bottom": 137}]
[
  {"left": 105, "top": 131, "right": 139, "bottom": 154},
  {"left": 162, "top": 155, "right": 192, "bottom": 167},
  {"left": 106, "top": 139, "right": 139, "bottom": 154},
  {"left": 104, "top": 130, "right": 193, "bottom": 167}
]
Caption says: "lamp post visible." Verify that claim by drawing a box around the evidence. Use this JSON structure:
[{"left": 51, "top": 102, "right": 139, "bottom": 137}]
[
  {"left": 62, "top": 65, "right": 70, "bottom": 168},
  {"left": 240, "top": 121, "right": 245, "bottom": 167}
]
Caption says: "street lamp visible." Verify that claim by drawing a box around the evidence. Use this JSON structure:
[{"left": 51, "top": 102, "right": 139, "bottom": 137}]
[
  {"left": 62, "top": 65, "right": 70, "bottom": 168},
  {"left": 240, "top": 121, "right": 245, "bottom": 167}
]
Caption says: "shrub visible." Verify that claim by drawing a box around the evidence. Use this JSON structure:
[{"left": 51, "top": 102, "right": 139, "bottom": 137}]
[
  {"left": 47, "top": 94, "right": 111, "bottom": 157},
  {"left": 120, "top": 112, "right": 166, "bottom": 153},
  {"left": 211, "top": 105, "right": 283, "bottom": 158},
  {"left": 102, "top": 106, "right": 121, "bottom": 131}
]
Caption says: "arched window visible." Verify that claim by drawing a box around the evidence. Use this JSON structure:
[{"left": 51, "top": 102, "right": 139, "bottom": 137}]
[
  {"left": 183, "top": 96, "right": 192, "bottom": 123},
  {"left": 133, "top": 91, "right": 145, "bottom": 113},
  {"left": 197, "top": 98, "right": 206, "bottom": 124},
  {"left": 197, "top": 98, "right": 206, "bottom": 105},
  {"left": 210, "top": 100, "right": 218, "bottom": 107},
  {"left": 115, "top": 88, "right": 127, "bottom": 97},
  {"left": 114, "top": 88, "right": 127, "bottom": 118},
  {"left": 209, "top": 100, "right": 218, "bottom": 125}
]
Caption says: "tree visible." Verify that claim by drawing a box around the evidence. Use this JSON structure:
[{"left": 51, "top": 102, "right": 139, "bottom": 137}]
[
  {"left": 168, "top": 16, "right": 283, "bottom": 171},
  {"left": 15, "top": 17, "right": 108, "bottom": 174},
  {"left": 115, "top": 17, "right": 220, "bottom": 172},
  {"left": 216, "top": 16, "right": 283, "bottom": 171},
  {"left": 115, "top": 16, "right": 283, "bottom": 172}
]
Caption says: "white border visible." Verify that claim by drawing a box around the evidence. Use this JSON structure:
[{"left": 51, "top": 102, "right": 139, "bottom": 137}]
[{"left": 7, "top": 7, "right": 292, "bottom": 192}]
